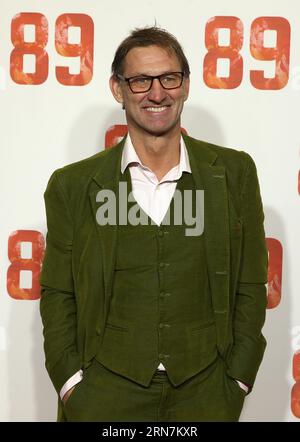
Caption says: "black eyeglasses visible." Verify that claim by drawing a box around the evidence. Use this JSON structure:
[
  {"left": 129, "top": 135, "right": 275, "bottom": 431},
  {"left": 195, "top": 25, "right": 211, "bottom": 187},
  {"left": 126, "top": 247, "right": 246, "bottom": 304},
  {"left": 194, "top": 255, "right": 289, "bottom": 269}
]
[{"left": 117, "top": 72, "right": 184, "bottom": 93}]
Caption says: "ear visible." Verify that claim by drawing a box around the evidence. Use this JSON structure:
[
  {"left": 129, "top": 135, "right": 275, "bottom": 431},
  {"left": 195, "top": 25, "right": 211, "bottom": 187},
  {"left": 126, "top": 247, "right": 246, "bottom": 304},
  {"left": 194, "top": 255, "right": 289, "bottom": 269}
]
[
  {"left": 183, "top": 76, "right": 190, "bottom": 102},
  {"left": 109, "top": 75, "right": 124, "bottom": 104}
]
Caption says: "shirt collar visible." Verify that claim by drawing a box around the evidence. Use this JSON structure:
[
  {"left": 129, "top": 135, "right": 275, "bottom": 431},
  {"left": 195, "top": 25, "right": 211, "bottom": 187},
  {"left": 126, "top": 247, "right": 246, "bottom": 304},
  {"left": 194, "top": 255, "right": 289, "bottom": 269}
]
[{"left": 121, "top": 132, "right": 191, "bottom": 176}]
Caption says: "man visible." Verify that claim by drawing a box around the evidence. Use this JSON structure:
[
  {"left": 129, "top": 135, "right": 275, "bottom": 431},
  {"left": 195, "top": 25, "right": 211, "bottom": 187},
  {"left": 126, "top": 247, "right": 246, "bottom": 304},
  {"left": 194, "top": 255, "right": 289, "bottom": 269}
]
[{"left": 40, "top": 26, "right": 268, "bottom": 422}]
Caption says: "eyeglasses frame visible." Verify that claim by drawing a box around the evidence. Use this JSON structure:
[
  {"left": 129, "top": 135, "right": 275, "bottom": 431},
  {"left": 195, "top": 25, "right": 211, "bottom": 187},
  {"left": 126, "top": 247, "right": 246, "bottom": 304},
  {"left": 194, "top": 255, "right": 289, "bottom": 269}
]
[{"left": 116, "top": 71, "right": 185, "bottom": 94}]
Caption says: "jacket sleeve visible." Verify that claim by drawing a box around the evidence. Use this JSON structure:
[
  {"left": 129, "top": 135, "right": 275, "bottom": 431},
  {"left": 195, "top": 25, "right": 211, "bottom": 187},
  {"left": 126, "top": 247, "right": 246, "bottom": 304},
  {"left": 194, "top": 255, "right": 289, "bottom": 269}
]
[
  {"left": 226, "top": 152, "right": 268, "bottom": 389},
  {"left": 39, "top": 170, "right": 82, "bottom": 395}
]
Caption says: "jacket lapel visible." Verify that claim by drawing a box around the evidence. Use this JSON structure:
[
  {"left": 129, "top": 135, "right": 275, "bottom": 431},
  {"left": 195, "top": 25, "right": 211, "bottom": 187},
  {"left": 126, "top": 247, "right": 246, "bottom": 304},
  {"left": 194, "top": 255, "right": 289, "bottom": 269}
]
[
  {"left": 89, "top": 137, "right": 126, "bottom": 327},
  {"left": 183, "top": 133, "right": 230, "bottom": 355}
]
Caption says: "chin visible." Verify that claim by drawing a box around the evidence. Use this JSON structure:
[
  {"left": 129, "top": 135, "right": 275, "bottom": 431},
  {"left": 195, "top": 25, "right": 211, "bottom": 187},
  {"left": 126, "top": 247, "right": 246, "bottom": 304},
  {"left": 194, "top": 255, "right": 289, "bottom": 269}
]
[
  {"left": 143, "top": 122, "right": 179, "bottom": 137},
  {"left": 146, "top": 128, "right": 170, "bottom": 136}
]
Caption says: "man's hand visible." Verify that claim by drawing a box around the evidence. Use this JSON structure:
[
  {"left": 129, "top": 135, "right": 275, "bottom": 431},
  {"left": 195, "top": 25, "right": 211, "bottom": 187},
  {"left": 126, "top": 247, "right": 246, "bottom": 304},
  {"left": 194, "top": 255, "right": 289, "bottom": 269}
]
[{"left": 62, "top": 386, "right": 76, "bottom": 405}]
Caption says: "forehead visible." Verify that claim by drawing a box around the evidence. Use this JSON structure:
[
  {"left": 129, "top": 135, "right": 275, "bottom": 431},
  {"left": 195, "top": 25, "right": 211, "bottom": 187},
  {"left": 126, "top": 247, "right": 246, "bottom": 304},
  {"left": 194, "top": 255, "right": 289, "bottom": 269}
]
[{"left": 123, "top": 45, "right": 181, "bottom": 76}]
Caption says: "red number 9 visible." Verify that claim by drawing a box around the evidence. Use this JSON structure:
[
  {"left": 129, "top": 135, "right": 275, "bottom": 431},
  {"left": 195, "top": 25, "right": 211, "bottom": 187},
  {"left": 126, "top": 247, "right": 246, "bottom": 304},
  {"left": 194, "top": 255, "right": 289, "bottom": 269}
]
[
  {"left": 250, "top": 17, "right": 291, "bottom": 90},
  {"left": 55, "top": 13, "right": 94, "bottom": 86}
]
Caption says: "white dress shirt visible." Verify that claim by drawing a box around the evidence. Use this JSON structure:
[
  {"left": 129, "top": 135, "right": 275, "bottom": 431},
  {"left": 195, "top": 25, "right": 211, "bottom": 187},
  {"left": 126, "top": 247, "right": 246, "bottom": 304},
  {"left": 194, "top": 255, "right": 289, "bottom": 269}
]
[
  {"left": 60, "top": 134, "right": 248, "bottom": 399},
  {"left": 121, "top": 134, "right": 191, "bottom": 226}
]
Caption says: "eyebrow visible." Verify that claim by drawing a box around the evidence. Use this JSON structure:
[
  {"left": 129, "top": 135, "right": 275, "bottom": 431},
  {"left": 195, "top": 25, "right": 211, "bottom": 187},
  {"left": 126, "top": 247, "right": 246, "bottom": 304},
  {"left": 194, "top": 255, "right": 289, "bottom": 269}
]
[{"left": 125, "top": 71, "right": 177, "bottom": 78}]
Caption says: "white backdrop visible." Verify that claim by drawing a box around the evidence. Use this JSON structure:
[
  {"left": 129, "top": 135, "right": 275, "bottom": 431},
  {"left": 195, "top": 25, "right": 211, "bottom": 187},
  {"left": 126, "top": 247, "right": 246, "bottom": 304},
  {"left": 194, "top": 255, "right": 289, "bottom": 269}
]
[{"left": 1, "top": 0, "right": 299, "bottom": 421}]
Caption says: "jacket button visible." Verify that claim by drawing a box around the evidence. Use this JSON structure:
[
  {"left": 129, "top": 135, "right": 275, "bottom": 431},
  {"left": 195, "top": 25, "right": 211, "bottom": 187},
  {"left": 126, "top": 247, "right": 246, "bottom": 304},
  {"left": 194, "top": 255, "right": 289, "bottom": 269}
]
[
  {"left": 160, "top": 291, "right": 171, "bottom": 298},
  {"left": 161, "top": 354, "right": 170, "bottom": 359},
  {"left": 159, "top": 323, "right": 171, "bottom": 329},
  {"left": 159, "top": 353, "right": 170, "bottom": 359},
  {"left": 96, "top": 327, "right": 101, "bottom": 336},
  {"left": 159, "top": 262, "right": 170, "bottom": 268}
]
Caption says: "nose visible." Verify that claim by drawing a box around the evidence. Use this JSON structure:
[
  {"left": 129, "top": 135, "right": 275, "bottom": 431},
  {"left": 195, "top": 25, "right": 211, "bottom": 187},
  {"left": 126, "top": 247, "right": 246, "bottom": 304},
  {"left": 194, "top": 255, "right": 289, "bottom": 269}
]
[{"left": 147, "top": 78, "right": 167, "bottom": 102}]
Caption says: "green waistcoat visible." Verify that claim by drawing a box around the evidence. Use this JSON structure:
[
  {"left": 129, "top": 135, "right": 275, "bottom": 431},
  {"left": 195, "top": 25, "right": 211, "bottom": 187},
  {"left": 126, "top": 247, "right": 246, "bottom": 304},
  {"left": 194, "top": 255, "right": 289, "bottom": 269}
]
[{"left": 95, "top": 167, "right": 218, "bottom": 387}]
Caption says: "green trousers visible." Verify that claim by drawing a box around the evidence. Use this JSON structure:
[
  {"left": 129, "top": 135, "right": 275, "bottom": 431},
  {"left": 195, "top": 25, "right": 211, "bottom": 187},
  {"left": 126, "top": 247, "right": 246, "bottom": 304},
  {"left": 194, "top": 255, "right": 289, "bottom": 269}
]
[{"left": 62, "top": 356, "right": 246, "bottom": 422}]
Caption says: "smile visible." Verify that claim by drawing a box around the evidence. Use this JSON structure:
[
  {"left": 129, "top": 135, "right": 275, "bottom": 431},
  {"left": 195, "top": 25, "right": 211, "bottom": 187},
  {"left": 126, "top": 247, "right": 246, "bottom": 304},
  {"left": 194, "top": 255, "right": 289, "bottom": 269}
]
[{"left": 144, "top": 106, "right": 169, "bottom": 112}]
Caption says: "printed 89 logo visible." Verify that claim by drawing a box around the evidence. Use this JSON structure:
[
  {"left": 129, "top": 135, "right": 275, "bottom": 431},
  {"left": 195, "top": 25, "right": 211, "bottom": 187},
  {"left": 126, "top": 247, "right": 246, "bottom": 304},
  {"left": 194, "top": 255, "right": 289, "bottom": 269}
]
[
  {"left": 10, "top": 12, "right": 94, "bottom": 85},
  {"left": 9, "top": 13, "right": 290, "bottom": 89}
]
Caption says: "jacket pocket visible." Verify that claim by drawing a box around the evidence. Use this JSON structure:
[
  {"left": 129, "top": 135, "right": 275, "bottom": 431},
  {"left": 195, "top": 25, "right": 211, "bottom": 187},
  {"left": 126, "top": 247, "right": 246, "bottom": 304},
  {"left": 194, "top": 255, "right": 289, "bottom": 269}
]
[
  {"left": 105, "top": 322, "right": 129, "bottom": 332},
  {"left": 189, "top": 319, "right": 215, "bottom": 333}
]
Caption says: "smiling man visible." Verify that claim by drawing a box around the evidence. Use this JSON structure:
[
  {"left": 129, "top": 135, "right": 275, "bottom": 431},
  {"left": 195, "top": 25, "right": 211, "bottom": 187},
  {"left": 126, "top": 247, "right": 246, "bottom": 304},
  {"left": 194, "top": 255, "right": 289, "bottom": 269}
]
[{"left": 40, "top": 26, "right": 268, "bottom": 422}]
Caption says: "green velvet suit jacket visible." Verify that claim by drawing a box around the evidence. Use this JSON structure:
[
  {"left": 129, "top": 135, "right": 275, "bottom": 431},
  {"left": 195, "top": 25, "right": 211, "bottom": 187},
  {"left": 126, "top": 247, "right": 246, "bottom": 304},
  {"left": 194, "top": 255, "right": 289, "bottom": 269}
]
[{"left": 40, "top": 133, "right": 268, "bottom": 415}]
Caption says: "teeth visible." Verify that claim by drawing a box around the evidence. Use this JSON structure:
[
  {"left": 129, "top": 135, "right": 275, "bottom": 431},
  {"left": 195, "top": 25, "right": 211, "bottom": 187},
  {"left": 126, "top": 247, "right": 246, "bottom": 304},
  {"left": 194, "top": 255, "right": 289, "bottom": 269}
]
[{"left": 145, "top": 106, "right": 167, "bottom": 112}]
